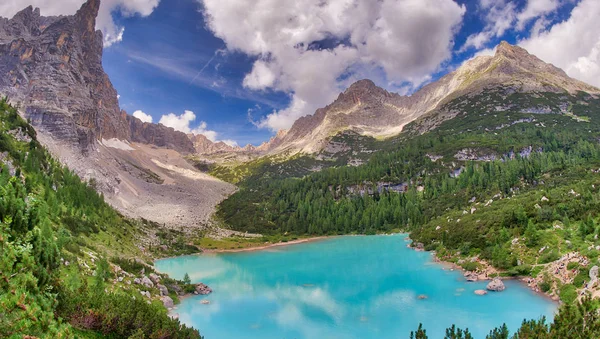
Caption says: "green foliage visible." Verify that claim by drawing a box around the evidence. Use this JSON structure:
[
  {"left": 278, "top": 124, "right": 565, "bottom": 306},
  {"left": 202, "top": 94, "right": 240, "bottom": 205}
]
[
  {"left": 538, "top": 275, "right": 552, "bottom": 293},
  {"left": 559, "top": 284, "right": 578, "bottom": 304},
  {"left": 0, "top": 99, "right": 201, "bottom": 338},
  {"left": 410, "top": 323, "right": 428, "bottom": 339},
  {"left": 412, "top": 297, "right": 600, "bottom": 338},
  {"left": 460, "top": 261, "right": 479, "bottom": 272},
  {"left": 444, "top": 325, "right": 473, "bottom": 339}
]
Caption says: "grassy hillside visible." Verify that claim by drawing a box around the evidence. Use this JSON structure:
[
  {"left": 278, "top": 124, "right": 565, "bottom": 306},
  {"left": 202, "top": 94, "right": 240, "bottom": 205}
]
[{"left": 0, "top": 98, "right": 202, "bottom": 338}]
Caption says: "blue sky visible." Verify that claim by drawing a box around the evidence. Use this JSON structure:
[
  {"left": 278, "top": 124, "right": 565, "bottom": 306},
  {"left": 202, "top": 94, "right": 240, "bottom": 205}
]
[{"left": 6, "top": 0, "right": 599, "bottom": 146}]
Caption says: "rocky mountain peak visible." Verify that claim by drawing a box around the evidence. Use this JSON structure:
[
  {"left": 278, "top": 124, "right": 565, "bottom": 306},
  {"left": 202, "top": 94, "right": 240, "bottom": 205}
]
[
  {"left": 75, "top": 0, "right": 101, "bottom": 34},
  {"left": 337, "top": 79, "right": 392, "bottom": 105}
]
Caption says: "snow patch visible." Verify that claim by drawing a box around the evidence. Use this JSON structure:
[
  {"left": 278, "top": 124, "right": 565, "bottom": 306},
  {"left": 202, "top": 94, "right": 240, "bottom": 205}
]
[{"left": 101, "top": 138, "right": 135, "bottom": 151}]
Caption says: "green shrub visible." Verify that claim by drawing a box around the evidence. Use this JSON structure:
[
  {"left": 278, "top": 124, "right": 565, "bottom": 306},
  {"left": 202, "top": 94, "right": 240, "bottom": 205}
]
[
  {"left": 539, "top": 250, "right": 560, "bottom": 264},
  {"left": 573, "top": 268, "right": 590, "bottom": 288},
  {"left": 559, "top": 284, "right": 578, "bottom": 304},
  {"left": 460, "top": 261, "right": 479, "bottom": 272}
]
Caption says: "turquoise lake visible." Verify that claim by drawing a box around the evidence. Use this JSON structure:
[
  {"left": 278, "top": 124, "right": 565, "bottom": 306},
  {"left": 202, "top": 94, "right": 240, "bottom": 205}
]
[{"left": 155, "top": 235, "right": 557, "bottom": 339}]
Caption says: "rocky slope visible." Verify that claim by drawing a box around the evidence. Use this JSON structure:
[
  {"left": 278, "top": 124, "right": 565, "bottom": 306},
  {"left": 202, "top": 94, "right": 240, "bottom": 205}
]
[{"left": 262, "top": 42, "right": 600, "bottom": 155}]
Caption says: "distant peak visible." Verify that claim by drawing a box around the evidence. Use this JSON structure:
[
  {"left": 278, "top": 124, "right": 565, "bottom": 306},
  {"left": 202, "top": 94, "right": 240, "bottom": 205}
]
[
  {"left": 495, "top": 41, "right": 529, "bottom": 58},
  {"left": 12, "top": 5, "right": 39, "bottom": 21},
  {"left": 342, "top": 79, "right": 388, "bottom": 98}
]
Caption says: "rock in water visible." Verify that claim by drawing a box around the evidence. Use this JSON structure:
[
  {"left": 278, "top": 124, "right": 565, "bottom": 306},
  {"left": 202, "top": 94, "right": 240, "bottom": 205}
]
[
  {"left": 486, "top": 278, "right": 506, "bottom": 292},
  {"left": 474, "top": 289, "right": 488, "bottom": 296},
  {"left": 195, "top": 283, "right": 213, "bottom": 295},
  {"left": 464, "top": 272, "right": 478, "bottom": 282}
]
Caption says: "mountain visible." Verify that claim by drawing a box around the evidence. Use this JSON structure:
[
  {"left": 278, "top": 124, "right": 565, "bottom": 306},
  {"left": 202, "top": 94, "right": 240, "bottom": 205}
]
[
  {"left": 0, "top": 0, "right": 235, "bottom": 227},
  {"left": 264, "top": 42, "right": 599, "bottom": 155}
]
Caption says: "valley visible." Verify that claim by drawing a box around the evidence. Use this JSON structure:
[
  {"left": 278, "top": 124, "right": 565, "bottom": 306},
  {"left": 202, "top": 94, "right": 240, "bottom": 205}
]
[{"left": 2, "top": 0, "right": 600, "bottom": 338}]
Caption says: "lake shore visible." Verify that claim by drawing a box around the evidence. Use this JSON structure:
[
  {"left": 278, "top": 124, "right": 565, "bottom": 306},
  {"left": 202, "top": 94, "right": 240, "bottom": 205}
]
[
  {"left": 202, "top": 236, "right": 333, "bottom": 253},
  {"left": 415, "top": 244, "right": 561, "bottom": 303}
]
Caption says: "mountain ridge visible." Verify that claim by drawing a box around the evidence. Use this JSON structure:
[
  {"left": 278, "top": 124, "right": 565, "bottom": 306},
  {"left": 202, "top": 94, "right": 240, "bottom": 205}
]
[{"left": 260, "top": 41, "right": 600, "bottom": 156}]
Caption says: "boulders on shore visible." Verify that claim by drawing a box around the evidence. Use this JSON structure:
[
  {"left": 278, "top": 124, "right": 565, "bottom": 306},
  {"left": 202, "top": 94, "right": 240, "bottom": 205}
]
[
  {"left": 161, "top": 296, "right": 174, "bottom": 309},
  {"left": 464, "top": 271, "right": 478, "bottom": 282},
  {"left": 486, "top": 277, "right": 506, "bottom": 292}
]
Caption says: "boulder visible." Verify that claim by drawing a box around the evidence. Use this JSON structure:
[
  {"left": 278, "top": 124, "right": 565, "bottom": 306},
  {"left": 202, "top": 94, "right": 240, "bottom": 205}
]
[
  {"left": 417, "top": 294, "right": 428, "bottom": 300},
  {"left": 474, "top": 289, "right": 488, "bottom": 296},
  {"left": 414, "top": 242, "right": 425, "bottom": 251},
  {"left": 168, "top": 283, "right": 183, "bottom": 295},
  {"left": 590, "top": 266, "right": 598, "bottom": 281},
  {"left": 200, "top": 299, "right": 210, "bottom": 305},
  {"left": 157, "top": 284, "right": 169, "bottom": 296},
  {"left": 589, "top": 265, "right": 599, "bottom": 288},
  {"left": 161, "top": 296, "right": 174, "bottom": 309},
  {"left": 486, "top": 278, "right": 506, "bottom": 292},
  {"left": 149, "top": 273, "right": 161, "bottom": 285},
  {"left": 195, "top": 283, "right": 213, "bottom": 295},
  {"left": 141, "top": 276, "right": 154, "bottom": 288},
  {"left": 133, "top": 278, "right": 141, "bottom": 285},
  {"left": 464, "top": 272, "right": 478, "bottom": 282}
]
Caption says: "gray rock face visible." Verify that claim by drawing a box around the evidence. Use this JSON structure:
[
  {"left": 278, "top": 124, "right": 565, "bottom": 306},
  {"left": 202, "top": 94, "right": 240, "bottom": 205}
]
[
  {"left": 486, "top": 278, "right": 506, "bottom": 292},
  {"left": 141, "top": 276, "right": 154, "bottom": 288},
  {"left": 126, "top": 114, "right": 195, "bottom": 154},
  {"left": 148, "top": 273, "right": 161, "bottom": 285},
  {"left": 0, "top": 0, "right": 129, "bottom": 153},
  {"left": 0, "top": 0, "right": 197, "bottom": 156},
  {"left": 157, "top": 284, "right": 169, "bottom": 296},
  {"left": 160, "top": 296, "right": 174, "bottom": 309}
]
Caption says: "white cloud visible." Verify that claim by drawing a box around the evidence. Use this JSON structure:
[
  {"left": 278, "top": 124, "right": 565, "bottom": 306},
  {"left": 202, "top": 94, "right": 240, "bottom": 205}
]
[
  {"left": 158, "top": 110, "right": 227, "bottom": 144},
  {"left": 462, "top": 0, "right": 566, "bottom": 52},
  {"left": 519, "top": 0, "right": 600, "bottom": 88},
  {"left": 132, "top": 110, "right": 153, "bottom": 123},
  {"left": 200, "top": 0, "right": 465, "bottom": 131},
  {"left": 461, "top": 0, "right": 517, "bottom": 51},
  {"left": 0, "top": 0, "right": 160, "bottom": 47},
  {"left": 517, "top": 0, "right": 561, "bottom": 31}
]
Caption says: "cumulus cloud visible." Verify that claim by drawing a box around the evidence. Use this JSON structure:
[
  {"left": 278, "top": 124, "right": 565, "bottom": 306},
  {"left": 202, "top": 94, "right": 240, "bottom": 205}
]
[
  {"left": 200, "top": 0, "right": 466, "bottom": 131},
  {"left": 516, "top": 0, "right": 561, "bottom": 30},
  {"left": 158, "top": 110, "right": 223, "bottom": 143},
  {"left": 0, "top": 0, "right": 160, "bottom": 47},
  {"left": 132, "top": 110, "right": 153, "bottom": 123},
  {"left": 461, "top": 0, "right": 517, "bottom": 51},
  {"left": 462, "top": 0, "right": 566, "bottom": 52},
  {"left": 519, "top": 0, "right": 600, "bottom": 88}
]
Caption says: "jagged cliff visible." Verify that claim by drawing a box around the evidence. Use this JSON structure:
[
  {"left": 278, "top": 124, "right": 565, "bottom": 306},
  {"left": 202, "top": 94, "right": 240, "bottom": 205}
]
[
  {"left": 0, "top": 0, "right": 236, "bottom": 228},
  {"left": 0, "top": 0, "right": 128, "bottom": 153},
  {"left": 0, "top": 0, "right": 199, "bottom": 155}
]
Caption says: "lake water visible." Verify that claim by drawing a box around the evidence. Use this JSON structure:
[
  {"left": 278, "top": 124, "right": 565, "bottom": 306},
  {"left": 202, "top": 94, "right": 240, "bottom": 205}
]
[{"left": 155, "top": 235, "right": 557, "bottom": 339}]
